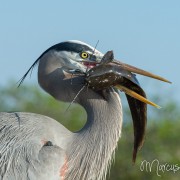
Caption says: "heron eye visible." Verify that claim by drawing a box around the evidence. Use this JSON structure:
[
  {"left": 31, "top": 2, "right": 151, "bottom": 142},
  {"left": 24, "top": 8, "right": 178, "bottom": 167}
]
[{"left": 80, "top": 52, "right": 89, "bottom": 59}]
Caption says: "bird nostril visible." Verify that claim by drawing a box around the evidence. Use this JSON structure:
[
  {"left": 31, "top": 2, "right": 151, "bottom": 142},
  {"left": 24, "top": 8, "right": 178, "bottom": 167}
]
[{"left": 89, "top": 55, "right": 96, "bottom": 61}]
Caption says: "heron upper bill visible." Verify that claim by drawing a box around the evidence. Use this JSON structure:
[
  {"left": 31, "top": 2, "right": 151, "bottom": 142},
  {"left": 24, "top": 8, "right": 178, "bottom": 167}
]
[{"left": 112, "top": 60, "right": 172, "bottom": 84}]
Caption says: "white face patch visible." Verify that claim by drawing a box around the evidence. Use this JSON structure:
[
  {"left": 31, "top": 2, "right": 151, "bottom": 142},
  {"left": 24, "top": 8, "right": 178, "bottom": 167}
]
[
  {"left": 54, "top": 51, "right": 86, "bottom": 72},
  {"left": 54, "top": 49, "right": 103, "bottom": 73},
  {"left": 53, "top": 40, "right": 105, "bottom": 73}
]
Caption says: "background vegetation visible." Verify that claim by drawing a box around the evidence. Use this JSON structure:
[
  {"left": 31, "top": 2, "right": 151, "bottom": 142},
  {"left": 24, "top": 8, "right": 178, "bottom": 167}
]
[{"left": 0, "top": 81, "right": 179, "bottom": 180}]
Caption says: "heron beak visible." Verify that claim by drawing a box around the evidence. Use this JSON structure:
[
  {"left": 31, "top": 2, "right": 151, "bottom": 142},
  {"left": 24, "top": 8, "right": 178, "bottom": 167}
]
[
  {"left": 110, "top": 59, "right": 171, "bottom": 109},
  {"left": 112, "top": 60, "right": 171, "bottom": 83}
]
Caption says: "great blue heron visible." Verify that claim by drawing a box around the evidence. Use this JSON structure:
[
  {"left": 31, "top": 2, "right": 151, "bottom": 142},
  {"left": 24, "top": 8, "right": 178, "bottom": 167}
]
[{"left": 0, "top": 40, "right": 170, "bottom": 180}]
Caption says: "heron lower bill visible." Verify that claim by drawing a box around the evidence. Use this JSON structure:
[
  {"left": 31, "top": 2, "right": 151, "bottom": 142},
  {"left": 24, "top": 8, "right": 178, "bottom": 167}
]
[{"left": 115, "top": 84, "right": 161, "bottom": 109}]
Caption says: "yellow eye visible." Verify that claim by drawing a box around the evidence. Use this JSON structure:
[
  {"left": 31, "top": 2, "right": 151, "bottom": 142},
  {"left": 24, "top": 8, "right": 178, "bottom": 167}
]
[{"left": 80, "top": 52, "right": 89, "bottom": 59}]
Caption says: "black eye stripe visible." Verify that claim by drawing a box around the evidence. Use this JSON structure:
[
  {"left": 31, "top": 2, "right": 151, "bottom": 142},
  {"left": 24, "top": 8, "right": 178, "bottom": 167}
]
[{"left": 37, "top": 42, "right": 94, "bottom": 60}]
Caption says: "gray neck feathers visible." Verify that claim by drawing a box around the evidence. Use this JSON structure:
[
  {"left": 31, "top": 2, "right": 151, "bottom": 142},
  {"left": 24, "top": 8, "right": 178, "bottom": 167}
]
[
  {"left": 38, "top": 53, "right": 123, "bottom": 179},
  {"left": 66, "top": 89, "right": 123, "bottom": 180}
]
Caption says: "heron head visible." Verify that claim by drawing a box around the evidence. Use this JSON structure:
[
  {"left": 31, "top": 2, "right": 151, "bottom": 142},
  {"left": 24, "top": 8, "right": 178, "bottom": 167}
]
[{"left": 39, "top": 40, "right": 104, "bottom": 74}]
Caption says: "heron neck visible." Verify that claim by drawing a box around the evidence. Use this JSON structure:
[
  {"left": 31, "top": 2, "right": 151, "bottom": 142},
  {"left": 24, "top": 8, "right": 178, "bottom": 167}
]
[
  {"left": 66, "top": 89, "right": 123, "bottom": 180},
  {"left": 80, "top": 91, "right": 122, "bottom": 133}
]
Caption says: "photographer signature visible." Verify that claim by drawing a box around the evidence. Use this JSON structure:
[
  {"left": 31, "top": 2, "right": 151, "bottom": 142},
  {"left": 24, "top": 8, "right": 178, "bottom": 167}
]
[{"left": 140, "top": 159, "right": 180, "bottom": 177}]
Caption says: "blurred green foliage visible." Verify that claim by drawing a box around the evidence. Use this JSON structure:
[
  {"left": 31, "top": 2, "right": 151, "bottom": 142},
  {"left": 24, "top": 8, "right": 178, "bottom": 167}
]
[{"left": 0, "top": 82, "right": 179, "bottom": 180}]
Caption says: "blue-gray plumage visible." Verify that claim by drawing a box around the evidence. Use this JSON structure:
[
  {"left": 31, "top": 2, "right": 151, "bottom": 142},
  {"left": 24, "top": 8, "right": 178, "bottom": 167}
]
[
  {"left": 0, "top": 40, "right": 170, "bottom": 180},
  {"left": 0, "top": 112, "right": 68, "bottom": 179}
]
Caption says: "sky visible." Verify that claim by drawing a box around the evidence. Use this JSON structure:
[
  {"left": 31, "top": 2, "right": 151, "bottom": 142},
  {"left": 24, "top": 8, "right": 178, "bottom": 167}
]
[{"left": 0, "top": 0, "right": 179, "bottom": 102}]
